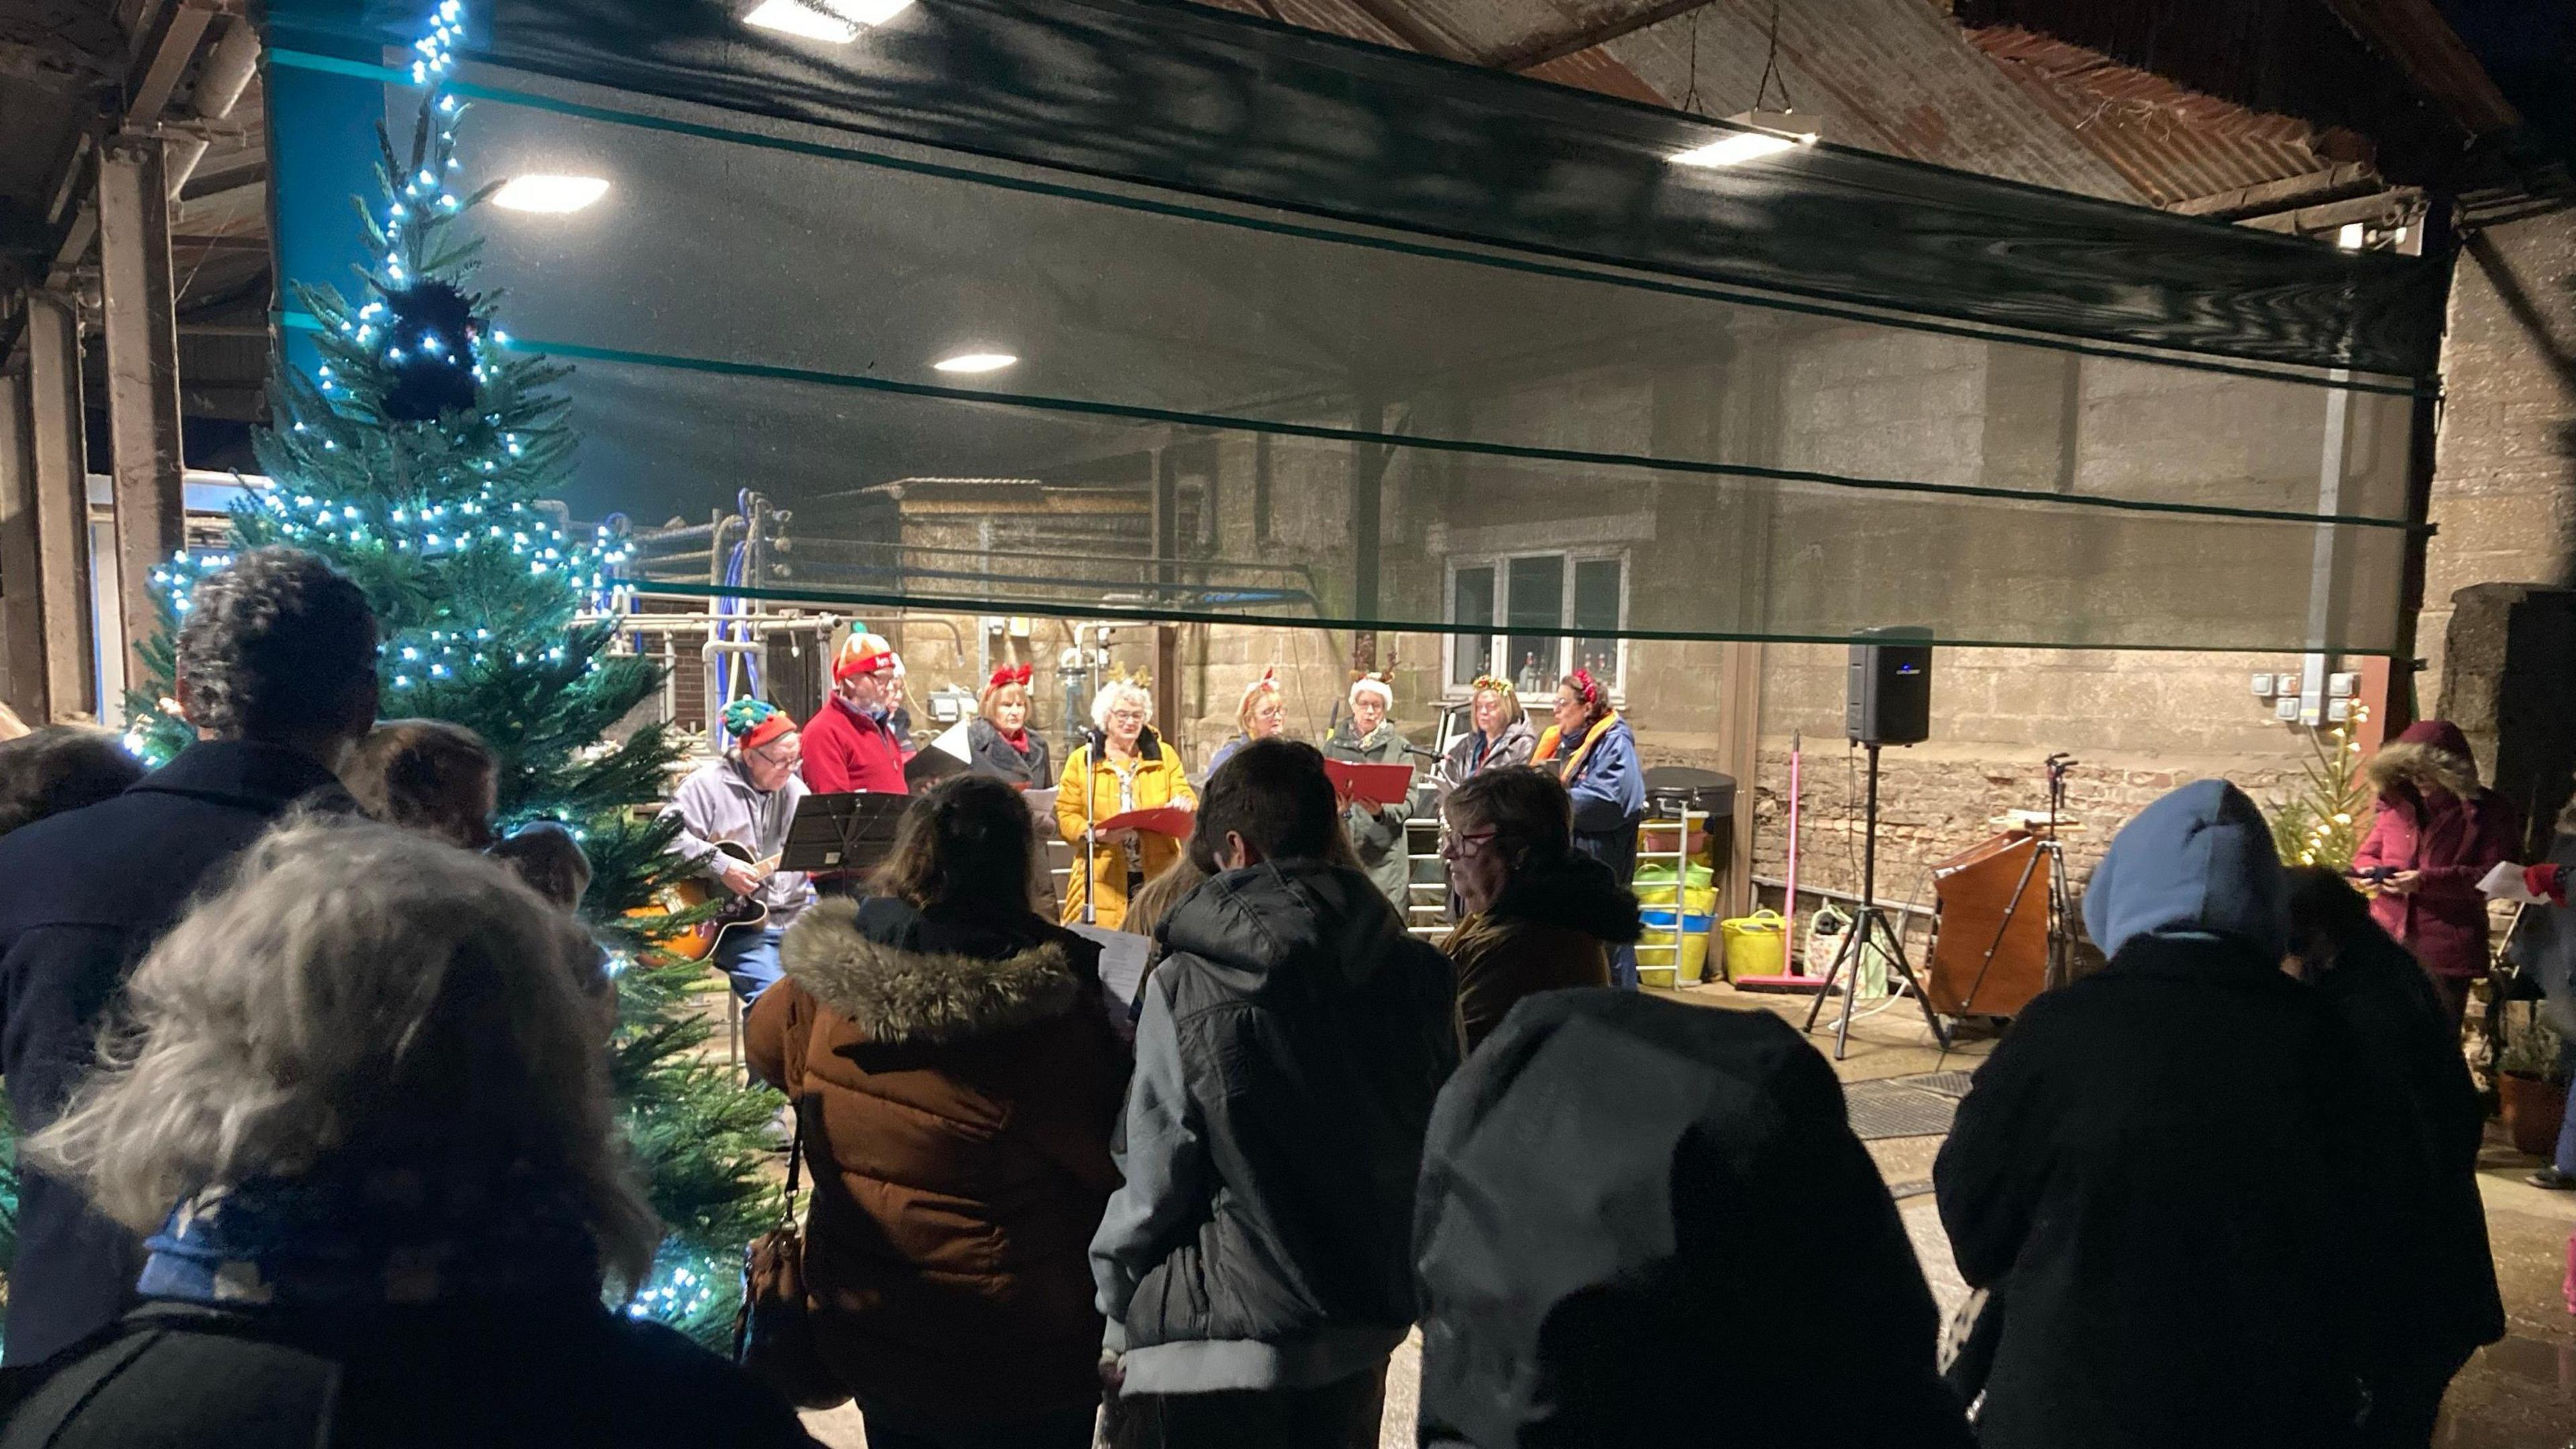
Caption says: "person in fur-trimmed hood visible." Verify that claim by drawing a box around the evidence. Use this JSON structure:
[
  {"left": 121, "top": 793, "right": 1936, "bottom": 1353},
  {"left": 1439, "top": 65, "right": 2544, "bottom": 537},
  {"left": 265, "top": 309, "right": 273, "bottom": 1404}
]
[
  {"left": 1438, "top": 766, "right": 1642, "bottom": 1054},
  {"left": 747, "top": 775, "right": 1129, "bottom": 1449},
  {"left": 2354, "top": 719, "right": 2521, "bottom": 1025}
]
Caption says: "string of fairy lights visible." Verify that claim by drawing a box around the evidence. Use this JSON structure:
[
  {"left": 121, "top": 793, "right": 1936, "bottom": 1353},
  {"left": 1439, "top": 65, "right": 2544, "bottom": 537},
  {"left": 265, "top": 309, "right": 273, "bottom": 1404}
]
[{"left": 131, "top": 0, "right": 641, "bottom": 759}]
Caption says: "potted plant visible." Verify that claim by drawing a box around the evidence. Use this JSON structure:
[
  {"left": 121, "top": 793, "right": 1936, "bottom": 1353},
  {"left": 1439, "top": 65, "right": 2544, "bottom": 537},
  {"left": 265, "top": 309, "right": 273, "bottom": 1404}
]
[{"left": 2498, "top": 1005, "right": 2571, "bottom": 1159}]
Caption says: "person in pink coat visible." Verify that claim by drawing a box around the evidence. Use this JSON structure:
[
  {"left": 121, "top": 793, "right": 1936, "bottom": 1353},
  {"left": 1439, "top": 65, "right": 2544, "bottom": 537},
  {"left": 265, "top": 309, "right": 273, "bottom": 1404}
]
[{"left": 2353, "top": 719, "right": 2521, "bottom": 1028}]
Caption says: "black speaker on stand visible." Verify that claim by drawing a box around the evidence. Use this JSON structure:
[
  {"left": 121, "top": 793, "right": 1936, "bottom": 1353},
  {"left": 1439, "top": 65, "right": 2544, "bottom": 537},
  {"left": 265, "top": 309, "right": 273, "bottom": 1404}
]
[
  {"left": 1806, "top": 629, "right": 1951, "bottom": 1060},
  {"left": 1845, "top": 631, "right": 1931, "bottom": 746}
]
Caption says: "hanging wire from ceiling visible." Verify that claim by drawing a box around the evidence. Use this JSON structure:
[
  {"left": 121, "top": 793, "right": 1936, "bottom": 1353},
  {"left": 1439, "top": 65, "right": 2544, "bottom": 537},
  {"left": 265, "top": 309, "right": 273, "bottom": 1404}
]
[
  {"left": 1753, "top": 0, "right": 1796, "bottom": 113},
  {"left": 1679, "top": 7, "right": 1703, "bottom": 113}
]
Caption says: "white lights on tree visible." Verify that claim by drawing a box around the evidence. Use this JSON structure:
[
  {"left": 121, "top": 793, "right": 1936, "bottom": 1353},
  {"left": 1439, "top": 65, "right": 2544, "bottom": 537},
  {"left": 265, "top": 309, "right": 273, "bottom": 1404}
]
[
  {"left": 743, "top": 0, "right": 914, "bottom": 42},
  {"left": 932, "top": 352, "right": 1019, "bottom": 374},
  {"left": 1670, "top": 110, "right": 1821, "bottom": 169},
  {"left": 490, "top": 174, "right": 611, "bottom": 213}
]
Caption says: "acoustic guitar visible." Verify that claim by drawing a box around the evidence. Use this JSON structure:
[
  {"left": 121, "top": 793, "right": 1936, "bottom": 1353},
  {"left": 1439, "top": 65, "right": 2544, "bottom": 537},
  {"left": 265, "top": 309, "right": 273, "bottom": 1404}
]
[{"left": 630, "top": 840, "right": 781, "bottom": 963}]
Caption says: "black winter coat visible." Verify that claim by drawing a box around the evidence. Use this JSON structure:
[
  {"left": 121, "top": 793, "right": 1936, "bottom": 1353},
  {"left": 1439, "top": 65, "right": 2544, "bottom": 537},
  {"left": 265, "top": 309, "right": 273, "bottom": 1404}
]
[
  {"left": 0, "top": 1299, "right": 815, "bottom": 1449},
  {"left": 1935, "top": 934, "right": 2398, "bottom": 1449},
  {"left": 1415, "top": 991, "right": 1973, "bottom": 1449},
  {"left": 2308, "top": 922, "right": 2503, "bottom": 1366},
  {"left": 0, "top": 742, "right": 351, "bottom": 1366},
  {"left": 1090, "top": 859, "right": 1458, "bottom": 1393},
  {"left": 966, "top": 717, "right": 1053, "bottom": 791}
]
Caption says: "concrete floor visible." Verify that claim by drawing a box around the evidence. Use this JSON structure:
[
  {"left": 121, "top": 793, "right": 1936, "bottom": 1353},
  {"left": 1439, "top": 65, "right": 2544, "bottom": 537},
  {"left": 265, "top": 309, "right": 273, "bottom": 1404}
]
[{"left": 797, "top": 980, "right": 2576, "bottom": 1447}]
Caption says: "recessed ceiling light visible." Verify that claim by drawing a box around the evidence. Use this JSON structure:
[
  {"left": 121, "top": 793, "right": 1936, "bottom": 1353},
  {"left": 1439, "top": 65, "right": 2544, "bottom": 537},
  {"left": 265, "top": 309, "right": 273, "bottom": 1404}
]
[
  {"left": 1670, "top": 111, "right": 1821, "bottom": 169},
  {"left": 490, "top": 174, "right": 610, "bottom": 213},
  {"left": 744, "top": 0, "right": 912, "bottom": 42},
  {"left": 932, "top": 352, "right": 1018, "bottom": 374}
]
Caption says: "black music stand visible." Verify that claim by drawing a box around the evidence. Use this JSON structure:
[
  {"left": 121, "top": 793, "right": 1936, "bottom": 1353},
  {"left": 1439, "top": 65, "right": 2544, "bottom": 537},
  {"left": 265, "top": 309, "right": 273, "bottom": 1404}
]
[{"left": 779, "top": 792, "right": 910, "bottom": 879}]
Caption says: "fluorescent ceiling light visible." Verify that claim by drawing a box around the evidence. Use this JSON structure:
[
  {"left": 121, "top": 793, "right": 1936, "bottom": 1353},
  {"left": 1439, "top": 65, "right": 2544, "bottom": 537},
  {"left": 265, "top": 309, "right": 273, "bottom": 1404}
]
[
  {"left": 1671, "top": 132, "right": 1799, "bottom": 168},
  {"left": 744, "top": 0, "right": 912, "bottom": 42},
  {"left": 932, "top": 352, "right": 1018, "bottom": 374},
  {"left": 490, "top": 174, "right": 610, "bottom": 213},
  {"left": 1670, "top": 110, "right": 1822, "bottom": 169},
  {"left": 828, "top": 0, "right": 916, "bottom": 23}
]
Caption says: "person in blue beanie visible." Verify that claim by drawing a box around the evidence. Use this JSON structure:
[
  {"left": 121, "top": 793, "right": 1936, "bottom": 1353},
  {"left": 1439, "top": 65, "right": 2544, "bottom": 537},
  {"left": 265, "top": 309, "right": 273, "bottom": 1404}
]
[{"left": 1935, "top": 780, "right": 2417, "bottom": 1449}]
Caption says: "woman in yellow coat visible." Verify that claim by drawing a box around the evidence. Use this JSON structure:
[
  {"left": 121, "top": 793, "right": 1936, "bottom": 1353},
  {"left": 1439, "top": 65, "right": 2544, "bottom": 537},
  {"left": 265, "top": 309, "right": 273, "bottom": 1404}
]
[{"left": 1056, "top": 680, "right": 1197, "bottom": 930}]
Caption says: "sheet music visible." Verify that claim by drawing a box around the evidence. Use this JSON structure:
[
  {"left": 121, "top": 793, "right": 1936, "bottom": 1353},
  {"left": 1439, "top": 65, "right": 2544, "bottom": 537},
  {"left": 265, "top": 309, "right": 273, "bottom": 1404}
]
[
  {"left": 2479, "top": 861, "right": 2544, "bottom": 904},
  {"left": 1067, "top": 923, "right": 1152, "bottom": 1042}
]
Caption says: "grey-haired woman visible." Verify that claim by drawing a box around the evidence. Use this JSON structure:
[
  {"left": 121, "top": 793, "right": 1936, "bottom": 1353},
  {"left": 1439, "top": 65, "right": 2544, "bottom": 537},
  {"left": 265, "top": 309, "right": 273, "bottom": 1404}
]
[{"left": 3, "top": 820, "right": 814, "bottom": 1449}]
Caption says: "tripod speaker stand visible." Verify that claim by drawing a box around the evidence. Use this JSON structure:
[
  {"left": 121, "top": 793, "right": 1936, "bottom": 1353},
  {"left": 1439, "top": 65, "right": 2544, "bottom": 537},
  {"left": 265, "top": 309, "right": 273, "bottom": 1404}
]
[{"left": 1803, "top": 742, "right": 1953, "bottom": 1061}]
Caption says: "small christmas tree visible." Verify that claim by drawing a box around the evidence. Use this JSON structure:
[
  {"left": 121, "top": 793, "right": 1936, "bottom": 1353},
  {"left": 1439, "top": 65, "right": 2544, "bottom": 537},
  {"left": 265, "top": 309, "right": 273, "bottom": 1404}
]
[
  {"left": 2271, "top": 704, "right": 2373, "bottom": 871},
  {"left": 117, "top": 11, "right": 776, "bottom": 1342}
]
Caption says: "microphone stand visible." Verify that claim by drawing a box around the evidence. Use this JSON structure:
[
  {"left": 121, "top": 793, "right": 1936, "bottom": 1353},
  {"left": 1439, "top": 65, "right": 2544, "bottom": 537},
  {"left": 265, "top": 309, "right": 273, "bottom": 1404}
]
[{"left": 1082, "top": 727, "right": 1103, "bottom": 926}]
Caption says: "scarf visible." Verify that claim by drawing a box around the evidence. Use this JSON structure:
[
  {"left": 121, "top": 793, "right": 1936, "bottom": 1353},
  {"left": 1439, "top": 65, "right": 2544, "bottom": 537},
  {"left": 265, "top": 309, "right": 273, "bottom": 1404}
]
[
  {"left": 138, "top": 1150, "right": 604, "bottom": 1311},
  {"left": 1003, "top": 727, "right": 1030, "bottom": 754},
  {"left": 1534, "top": 710, "right": 1622, "bottom": 786}
]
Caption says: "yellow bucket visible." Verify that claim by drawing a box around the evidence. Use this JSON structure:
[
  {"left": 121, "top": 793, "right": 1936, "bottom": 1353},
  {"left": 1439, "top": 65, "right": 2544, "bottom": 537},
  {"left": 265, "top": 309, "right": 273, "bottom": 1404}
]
[
  {"left": 1719, "top": 910, "right": 1788, "bottom": 981},
  {"left": 1639, "top": 910, "right": 1713, "bottom": 986}
]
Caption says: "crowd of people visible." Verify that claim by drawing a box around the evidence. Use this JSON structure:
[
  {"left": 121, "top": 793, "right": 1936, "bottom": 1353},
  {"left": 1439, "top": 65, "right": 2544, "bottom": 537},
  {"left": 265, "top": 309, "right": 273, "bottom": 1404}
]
[{"left": 0, "top": 545, "right": 2553, "bottom": 1448}]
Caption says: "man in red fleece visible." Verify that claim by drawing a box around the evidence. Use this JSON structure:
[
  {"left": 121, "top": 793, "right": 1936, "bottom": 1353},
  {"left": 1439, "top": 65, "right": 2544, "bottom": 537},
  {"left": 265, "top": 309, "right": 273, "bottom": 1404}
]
[{"left": 800, "top": 631, "right": 909, "bottom": 797}]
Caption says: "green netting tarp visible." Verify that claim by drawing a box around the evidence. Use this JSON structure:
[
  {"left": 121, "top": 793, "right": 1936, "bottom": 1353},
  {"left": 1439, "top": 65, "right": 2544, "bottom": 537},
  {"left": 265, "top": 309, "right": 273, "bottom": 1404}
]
[{"left": 262, "top": 0, "right": 2435, "bottom": 653}]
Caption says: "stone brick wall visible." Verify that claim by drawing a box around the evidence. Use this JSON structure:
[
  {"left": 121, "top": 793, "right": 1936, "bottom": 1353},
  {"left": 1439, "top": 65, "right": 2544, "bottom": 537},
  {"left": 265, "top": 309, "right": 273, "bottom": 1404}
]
[
  {"left": 1721, "top": 742, "right": 2298, "bottom": 906},
  {"left": 2422, "top": 209, "right": 2576, "bottom": 696}
]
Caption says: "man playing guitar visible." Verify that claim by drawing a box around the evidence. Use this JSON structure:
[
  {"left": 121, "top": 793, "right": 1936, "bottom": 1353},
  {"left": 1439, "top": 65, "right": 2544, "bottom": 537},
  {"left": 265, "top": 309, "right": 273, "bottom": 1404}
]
[{"left": 658, "top": 698, "right": 815, "bottom": 1003}]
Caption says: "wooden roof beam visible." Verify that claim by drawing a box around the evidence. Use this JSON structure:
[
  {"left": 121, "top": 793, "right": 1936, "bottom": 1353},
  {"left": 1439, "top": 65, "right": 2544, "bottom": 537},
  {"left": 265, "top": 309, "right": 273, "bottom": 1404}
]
[{"left": 1489, "top": 0, "right": 1719, "bottom": 72}]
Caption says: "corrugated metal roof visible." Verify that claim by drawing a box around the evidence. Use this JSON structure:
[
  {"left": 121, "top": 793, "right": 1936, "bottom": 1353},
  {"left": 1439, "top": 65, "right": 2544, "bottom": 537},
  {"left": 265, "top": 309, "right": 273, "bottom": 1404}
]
[
  {"left": 1189, "top": 0, "right": 2150, "bottom": 203},
  {"left": 1191, "top": 0, "right": 2440, "bottom": 213},
  {"left": 1594, "top": 0, "right": 2144, "bottom": 199},
  {"left": 1966, "top": 25, "right": 2359, "bottom": 207},
  {"left": 1196, "top": 0, "right": 1670, "bottom": 102}
]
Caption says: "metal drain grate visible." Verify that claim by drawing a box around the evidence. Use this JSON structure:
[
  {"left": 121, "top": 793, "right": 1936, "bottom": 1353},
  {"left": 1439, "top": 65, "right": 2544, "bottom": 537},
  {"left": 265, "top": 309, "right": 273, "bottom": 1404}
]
[
  {"left": 1910, "top": 1070, "right": 1979, "bottom": 1099},
  {"left": 1843, "top": 1079, "right": 1962, "bottom": 1140}
]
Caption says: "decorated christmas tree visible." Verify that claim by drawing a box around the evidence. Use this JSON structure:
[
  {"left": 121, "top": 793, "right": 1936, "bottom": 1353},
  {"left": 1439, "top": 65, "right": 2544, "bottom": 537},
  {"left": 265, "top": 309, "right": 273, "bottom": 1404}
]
[
  {"left": 116, "top": 6, "right": 778, "bottom": 1342},
  {"left": 2270, "top": 704, "right": 2373, "bottom": 870}
]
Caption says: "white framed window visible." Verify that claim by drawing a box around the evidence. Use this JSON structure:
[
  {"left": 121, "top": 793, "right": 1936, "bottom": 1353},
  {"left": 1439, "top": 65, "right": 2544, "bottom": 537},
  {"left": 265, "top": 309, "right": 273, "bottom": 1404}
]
[{"left": 1444, "top": 551, "right": 1627, "bottom": 700}]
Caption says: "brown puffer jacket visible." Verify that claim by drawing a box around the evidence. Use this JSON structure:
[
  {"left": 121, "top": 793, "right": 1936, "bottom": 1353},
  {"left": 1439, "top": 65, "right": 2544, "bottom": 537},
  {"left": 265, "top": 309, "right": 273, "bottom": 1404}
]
[
  {"left": 1441, "top": 851, "right": 1643, "bottom": 1053},
  {"left": 745, "top": 895, "right": 1130, "bottom": 1425}
]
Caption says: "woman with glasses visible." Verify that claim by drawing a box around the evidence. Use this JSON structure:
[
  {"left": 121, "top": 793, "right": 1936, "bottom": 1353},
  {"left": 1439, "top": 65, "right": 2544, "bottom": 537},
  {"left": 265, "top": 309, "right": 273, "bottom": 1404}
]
[
  {"left": 1205, "top": 667, "right": 1290, "bottom": 779},
  {"left": 1328, "top": 674, "right": 1414, "bottom": 912},
  {"left": 1436, "top": 675, "right": 1537, "bottom": 792},
  {"left": 657, "top": 697, "right": 816, "bottom": 1004},
  {"left": 1055, "top": 680, "right": 1195, "bottom": 930},
  {"left": 1532, "top": 668, "right": 1645, "bottom": 988},
  {"left": 1439, "top": 767, "right": 1642, "bottom": 1053}
]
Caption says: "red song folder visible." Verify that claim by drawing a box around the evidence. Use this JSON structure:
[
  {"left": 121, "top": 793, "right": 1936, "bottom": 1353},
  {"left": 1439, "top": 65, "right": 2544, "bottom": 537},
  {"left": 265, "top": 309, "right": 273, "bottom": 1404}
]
[
  {"left": 1094, "top": 805, "right": 1196, "bottom": 837},
  {"left": 1326, "top": 761, "right": 1414, "bottom": 809}
]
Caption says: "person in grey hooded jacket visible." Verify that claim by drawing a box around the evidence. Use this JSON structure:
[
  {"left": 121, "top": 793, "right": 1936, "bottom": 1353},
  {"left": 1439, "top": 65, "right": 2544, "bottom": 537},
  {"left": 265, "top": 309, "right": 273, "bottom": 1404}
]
[
  {"left": 1091, "top": 738, "right": 1456, "bottom": 1448},
  {"left": 1935, "top": 780, "right": 2410, "bottom": 1449}
]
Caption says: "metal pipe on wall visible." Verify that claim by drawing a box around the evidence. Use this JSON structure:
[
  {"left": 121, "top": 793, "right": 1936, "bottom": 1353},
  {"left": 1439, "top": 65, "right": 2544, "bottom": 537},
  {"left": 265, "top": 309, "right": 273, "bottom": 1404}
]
[{"left": 162, "top": 17, "right": 262, "bottom": 195}]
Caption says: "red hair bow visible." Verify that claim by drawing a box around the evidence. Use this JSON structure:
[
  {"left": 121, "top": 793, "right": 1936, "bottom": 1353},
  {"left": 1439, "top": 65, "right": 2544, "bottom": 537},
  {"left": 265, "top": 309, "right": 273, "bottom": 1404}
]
[
  {"left": 988, "top": 663, "right": 1033, "bottom": 690},
  {"left": 1566, "top": 668, "right": 1603, "bottom": 707}
]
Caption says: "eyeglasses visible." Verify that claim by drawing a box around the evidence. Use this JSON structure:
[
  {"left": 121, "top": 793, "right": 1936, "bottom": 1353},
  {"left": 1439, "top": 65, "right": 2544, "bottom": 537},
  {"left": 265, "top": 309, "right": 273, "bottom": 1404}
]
[
  {"left": 751, "top": 740, "right": 801, "bottom": 767},
  {"left": 1436, "top": 827, "right": 1497, "bottom": 861},
  {"left": 1107, "top": 708, "right": 1149, "bottom": 724}
]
